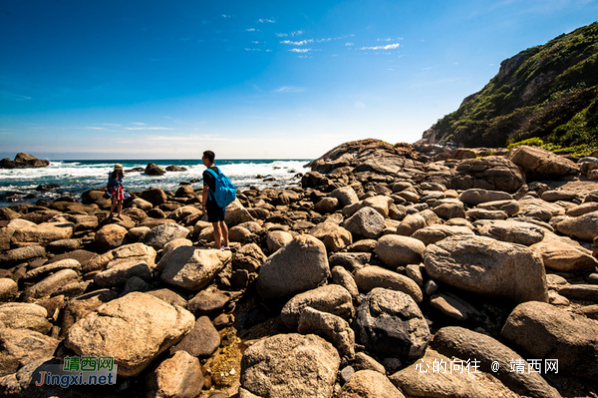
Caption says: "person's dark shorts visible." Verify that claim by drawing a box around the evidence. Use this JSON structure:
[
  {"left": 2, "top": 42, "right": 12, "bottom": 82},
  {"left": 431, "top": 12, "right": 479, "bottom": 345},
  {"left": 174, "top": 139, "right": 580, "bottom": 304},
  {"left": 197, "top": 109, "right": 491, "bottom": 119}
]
[{"left": 206, "top": 201, "right": 225, "bottom": 222}]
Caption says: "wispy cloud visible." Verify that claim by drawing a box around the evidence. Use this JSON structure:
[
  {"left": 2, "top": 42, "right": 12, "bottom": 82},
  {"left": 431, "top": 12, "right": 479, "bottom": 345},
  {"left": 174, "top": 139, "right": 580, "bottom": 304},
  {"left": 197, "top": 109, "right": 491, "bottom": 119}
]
[
  {"left": 0, "top": 90, "right": 32, "bottom": 101},
  {"left": 257, "top": 18, "right": 276, "bottom": 23},
  {"left": 246, "top": 28, "right": 257, "bottom": 32},
  {"left": 222, "top": 14, "right": 232, "bottom": 18},
  {"left": 131, "top": 122, "right": 146, "bottom": 126},
  {"left": 345, "top": 42, "right": 354, "bottom": 46},
  {"left": 359, "top": 43, "right": 400, "bottom": 50},
  {"left": 377, "top": 37, "right": 403, "bottom": 42},
  {"left": 102, "top": 123, "right": 122, "bottom": 127},
  {"left": 86, "top": 126, "right": 105, "bottom": 130},
  {"left": 125, "top": 126, "right": 174, "bottom": 131},
  {"left": 274, "top": 86, "right": 306, "bottom": 93},
  {"left": 276, "top": 30, "right": 303, "bottom": 37},
  {"left": 289, "top": 48, "right": 311, "bottom": 53},
  {"left": 280, "top": 39, "right": 313, "bottom": 45}
]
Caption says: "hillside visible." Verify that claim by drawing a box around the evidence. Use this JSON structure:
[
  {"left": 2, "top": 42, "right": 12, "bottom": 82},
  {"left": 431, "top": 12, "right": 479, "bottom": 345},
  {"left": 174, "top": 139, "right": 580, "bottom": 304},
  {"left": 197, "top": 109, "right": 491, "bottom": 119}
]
[{"left": 421, "top": 22, "right": 598, "bottom": 155}]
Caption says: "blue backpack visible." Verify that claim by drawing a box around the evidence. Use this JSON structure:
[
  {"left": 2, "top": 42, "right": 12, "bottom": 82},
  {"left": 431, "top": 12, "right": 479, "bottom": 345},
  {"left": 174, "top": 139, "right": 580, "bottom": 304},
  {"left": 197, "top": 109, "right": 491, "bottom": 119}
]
[{"left": 206, "top": 167, "right": 237, "bottom": 208}]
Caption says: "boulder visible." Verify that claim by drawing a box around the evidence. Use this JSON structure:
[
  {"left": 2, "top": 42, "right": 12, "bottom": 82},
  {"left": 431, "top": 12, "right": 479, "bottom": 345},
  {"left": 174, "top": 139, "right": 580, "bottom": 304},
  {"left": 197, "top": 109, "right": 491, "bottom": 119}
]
[
  {"left": 354, "top": 266, "right": 423, "bottom": 303},
  {"left": 452, "top": 156, "right": 525, "bottom": 193},
  {"left": 354, "top": 288, "right": 430, "bottom": 358},
  {"left": 239, "top": 333, "right": 340, "bottom": 398},
  {"left": 330, "top": 186, "right": 360, "bottom": 207},
  {"left": 331, "top": 266, "right": 360, "bottom": 301},
  {"left": 459, "top": 188, "right": 512, "bottom": 206},
  {"left": 158, "top": 246, "right": 231, "bottom": 291},
  {"left": 340, "top": 370, "right": 405, "bottom": 398},
  {"left": 139, "top": 188, "right": 168, "bottom": 206},
  {"left": 501, "top": 301, "right": 598, "bottom": 381},
  {"left": 94, "top": 261, "right": 152, "bottom": 288},
  {"left": 0, "top": 303, "right": 52, "bottom": 334},
  {"left": 266, "top": 230, "right": 293, "bottom": 253},
  {"left": 232, "top": 243, "right": 267, "bottom": 272},
  {"left": 315, "top": 197, "right": 339, "bottom": 214},
  {"left": 11, "top": 221, "right": 74, "bottom": 246},
  {"left": 477, "top": 199, "right": 520, "bottom": 216},
  {"left": 22, "top": 269, "right": 79, "bottom": 300},
  {"left": 556, "top": 211, "right": 598, "bottom": 241},
  {"left": 411, "top": 225, "right": 474, "bottom": 245},
  {"left": 433, "top": 201, "right": 465, "bottom": 219},
  {"left": 145, "top": 162, "right": 166, "bottom": 176},
  {"left": 424, "top": 235, "right": 548, "bottom": 304},
  {"left": 64, "top": 292, "right": 195, "bottom": 377},
  {"left": 0, "top": 328, "right": 60, "bottom": 377},
  {"left": 84, "top": 242, "right": 156, "bottom": 273},
  {"left": 396, "top": 210, "right": 439, "bottom": 236},
  {"left": 433, "top": 326, "right": 562, "bottom": 398},
  {"left": 475, "top": 220, "right": 545, "bottom": 245},
  {"left": 170, "top": 316, "right": 221, "bottom": 358},
  {"left": 375, "top": 235, "right": 425, "bottom": 267},
  {"left": 143, "top": 222, "right": 190, "bottom": 250},
  {"left": 224, "top": 199, "right": 254, "bottom": 227},
  {"left": 508, "top": 145, "right": 580, "bottom": 178},
  {"left": 309, "top": 222, "right": 353, "bottom": 253},
  {"left": 145, "top": 350, "right": 203, "bottom": 398},
  {"left": 389, "top": 348, "right": 517, "bottom": 398},
  {"left": 257, "top": 235, "right": 330, "bottom": 300},
  {"left": 281, "top": 284, "right": 355, "bottom": 330},
  {"left": 0, "top": 278, "right": 18, "bottom": 301},
  {"left": 531, "top": 233, "right": 598, "bottom": 271},
  {"left": 94, "top": 223, "right": 128, "bottom": 251},
  {"left": 0, "top": 245, "right": 45, "bottom": 267},
  {"left": 298, "top": 307, "right": 355, "bottom": 359},
  {"left": 342, "top": 207, "right": 385, "bottom": 239}
]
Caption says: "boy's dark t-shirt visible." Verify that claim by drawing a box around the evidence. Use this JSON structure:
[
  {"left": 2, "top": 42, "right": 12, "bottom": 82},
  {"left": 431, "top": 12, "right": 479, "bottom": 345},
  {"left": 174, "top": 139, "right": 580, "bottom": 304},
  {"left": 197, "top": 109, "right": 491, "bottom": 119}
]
[{"left": 203, "top": 166, "right": 220, "bottom": 207}]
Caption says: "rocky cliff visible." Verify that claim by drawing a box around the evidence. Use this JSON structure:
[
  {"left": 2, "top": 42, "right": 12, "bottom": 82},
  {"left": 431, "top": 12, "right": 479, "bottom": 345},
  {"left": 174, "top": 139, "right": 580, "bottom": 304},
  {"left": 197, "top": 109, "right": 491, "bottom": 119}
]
[{"left": 421, "top": 22, "right": 598, "bottom": 155}]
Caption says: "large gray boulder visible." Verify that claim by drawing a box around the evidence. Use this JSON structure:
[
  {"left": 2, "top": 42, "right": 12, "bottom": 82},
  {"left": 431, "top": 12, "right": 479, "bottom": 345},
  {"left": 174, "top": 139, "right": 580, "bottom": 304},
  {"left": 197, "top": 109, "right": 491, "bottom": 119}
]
[
  {"left": 143, "top": 223, "right": 190, "bottom": 250},
  {"left": 354, "top": 288, "right": 430, "bottom": 358},
  {"left": 354, "top": 266, "right": 423, "bottom": 303},
  {"left": 158, "top": 246, "right": 231, "bottom": 291},
  {"left": 508, "top": 145, "right": 580, "bottom": 178},
  {"left": 257, "top": 235, "right": 330, "bottom": 300},
  {"left": 424, "top": 235, "right": 548, "bottom": 304},
  {"left": 475, "top": 220, "right": 545, "bottom": 246},
  {"left": 281, "top": 284, "right": 354, "bottom": 330},
  {"left": 501, "top": 301, "right": 598, "bottom": 381},
  {"left": 298, "top": 307, "right": 355, "bottom": 359},
  {"left": 342, "top": 207, "right": 385, "bottom": 239},
  {"left": 64, "top": 292, "right": 195, "bottom": 377},
  {"left": 556, "top": 211, "right": 598, "bottom": 241},
  {"left": 375, "top": 235, "right": 425, "bottom": 267},
  {"left": 239, "top": 333, "right": 340, "bottom": 398}
]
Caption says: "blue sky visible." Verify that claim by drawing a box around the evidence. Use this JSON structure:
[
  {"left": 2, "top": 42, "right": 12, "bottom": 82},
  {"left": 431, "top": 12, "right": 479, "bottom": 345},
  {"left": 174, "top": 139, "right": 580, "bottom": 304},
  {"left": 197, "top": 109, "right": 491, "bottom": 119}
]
[{"left": 1, "top": 0, "right": 597, "bottom": 159}]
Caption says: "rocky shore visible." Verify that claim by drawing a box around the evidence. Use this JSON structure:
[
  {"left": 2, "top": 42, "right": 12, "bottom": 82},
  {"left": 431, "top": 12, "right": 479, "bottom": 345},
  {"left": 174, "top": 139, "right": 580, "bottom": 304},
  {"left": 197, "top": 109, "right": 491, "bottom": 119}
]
[
  {"left": 0, "top": 153, "right": 50, "bottom": 169},
  {"left": 1, "top": 138, "right": 598, "bottom": 397}
]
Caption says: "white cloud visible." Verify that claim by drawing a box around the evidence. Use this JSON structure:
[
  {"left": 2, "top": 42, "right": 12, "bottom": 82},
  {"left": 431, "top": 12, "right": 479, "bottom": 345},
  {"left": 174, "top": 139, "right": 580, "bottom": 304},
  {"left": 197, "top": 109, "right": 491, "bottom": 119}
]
[
  {"left": 277, "top": 30, "right": 303, "bottom": 37},
  {"left": 316, "top": 37, "right": 331, "bottom": 43},
  {"left": 252, "top": 41, "right": 260, "bottom": 44},
  {"left": 289, "top": 48, "right": 311, "bottom": 53},
  {"left": 345, "top": 42, "right": 354, "bottom": 46},
  {"left": 274, "top": 86, "right": 306, "bottom": 93},
  {"left": 86, "top": 126, "right": 105, "bottom": 130},
  {"left": 246, "top": 28, "right": 256, "bottom": 32},
  {"left": 275, "top": 32, "right": 288, "bottom": 37},
  {"left": 131, "top": 122, "right": 146, "bottom": 126},
  {"left": 125, "top": 126, "right": 174, "bottom": 131},
  {"left": 244, "top": 48, "right": 262, "bottom": 52},
  {"left": 280, "top": 39, "right": 313, "bottom": 45},
  {"left": 102, "top": 123, "right": 122, "bottom": 127},
  {"left": 257, "top": 18, "right": 276, "bottom": 23},
  {"left": 359, "top": 43, "right": 400, "bottom": 50},
  {"left": 222, "top": 14, "right": 231, "bottom": 18}
]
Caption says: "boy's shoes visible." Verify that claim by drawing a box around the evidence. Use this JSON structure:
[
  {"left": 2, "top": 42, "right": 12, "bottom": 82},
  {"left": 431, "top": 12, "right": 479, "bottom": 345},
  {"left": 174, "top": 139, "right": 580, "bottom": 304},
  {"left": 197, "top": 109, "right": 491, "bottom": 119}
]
[{"left": 220, "top": 246, "right": 231, "bottom": 251}]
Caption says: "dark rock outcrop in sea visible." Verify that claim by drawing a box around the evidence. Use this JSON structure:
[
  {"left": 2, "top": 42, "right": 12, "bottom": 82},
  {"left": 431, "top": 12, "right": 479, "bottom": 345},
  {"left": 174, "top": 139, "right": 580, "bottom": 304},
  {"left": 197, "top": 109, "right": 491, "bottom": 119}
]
[
  {"left": 1, "top": 138, "right": 598, "bottom": 397},
  {"left": 0, "top": 153, "right": 50, "bottom": 169}
]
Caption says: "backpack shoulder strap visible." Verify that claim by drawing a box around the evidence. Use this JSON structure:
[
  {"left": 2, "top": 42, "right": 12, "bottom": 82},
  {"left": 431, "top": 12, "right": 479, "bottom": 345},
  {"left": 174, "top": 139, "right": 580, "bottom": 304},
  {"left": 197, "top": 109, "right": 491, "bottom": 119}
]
[{"left": 206, "top": 168, "right": 218, "bottom": 178}]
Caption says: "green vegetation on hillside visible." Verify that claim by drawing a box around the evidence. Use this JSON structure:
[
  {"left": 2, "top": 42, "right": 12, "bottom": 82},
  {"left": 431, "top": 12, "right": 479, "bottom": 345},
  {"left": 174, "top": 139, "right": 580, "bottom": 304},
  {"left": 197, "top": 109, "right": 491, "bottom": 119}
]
[{"left": 427, "top": 22, "right": 598, "bottom": 155}]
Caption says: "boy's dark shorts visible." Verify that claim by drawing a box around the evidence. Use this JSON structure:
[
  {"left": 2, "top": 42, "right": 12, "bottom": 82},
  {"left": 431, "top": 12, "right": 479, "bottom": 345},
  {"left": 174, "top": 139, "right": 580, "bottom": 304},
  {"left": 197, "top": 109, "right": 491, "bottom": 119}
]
[{"left": 206, "top": 201, "right": 225, "bottom": 223}]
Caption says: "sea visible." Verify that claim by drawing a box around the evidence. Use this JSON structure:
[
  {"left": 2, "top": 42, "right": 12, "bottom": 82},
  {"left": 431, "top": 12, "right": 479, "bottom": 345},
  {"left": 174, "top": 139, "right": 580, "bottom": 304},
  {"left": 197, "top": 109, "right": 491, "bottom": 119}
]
[{"left": 0, "top": 159, "right": 312, "bottom": 208}]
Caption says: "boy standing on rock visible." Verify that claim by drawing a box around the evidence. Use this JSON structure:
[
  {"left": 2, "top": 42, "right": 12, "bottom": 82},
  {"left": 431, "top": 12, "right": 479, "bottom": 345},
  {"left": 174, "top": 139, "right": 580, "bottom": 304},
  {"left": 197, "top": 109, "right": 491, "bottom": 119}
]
[{"left": 201, "top": 150, "right": 231, "bottom": 250}]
